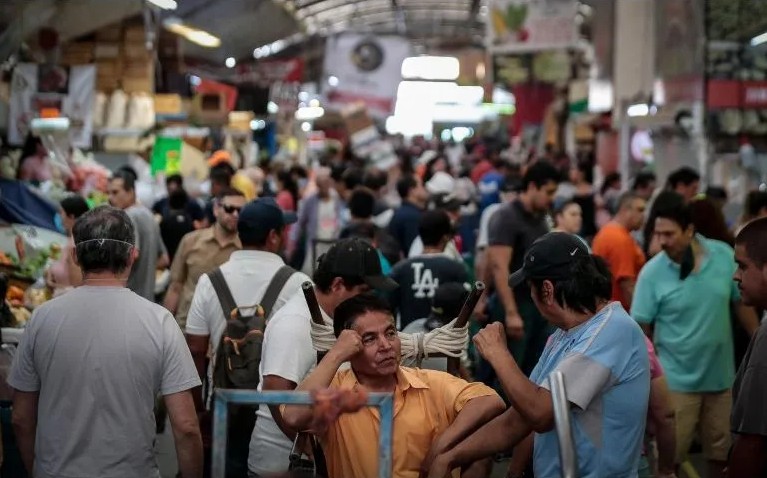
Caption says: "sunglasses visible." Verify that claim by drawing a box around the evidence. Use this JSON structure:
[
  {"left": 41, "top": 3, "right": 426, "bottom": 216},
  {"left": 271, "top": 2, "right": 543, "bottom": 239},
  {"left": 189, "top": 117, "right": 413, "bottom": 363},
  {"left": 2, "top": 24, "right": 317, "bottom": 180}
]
[{"left": 221, "top": 204, "right": 242, "bottom": 214}]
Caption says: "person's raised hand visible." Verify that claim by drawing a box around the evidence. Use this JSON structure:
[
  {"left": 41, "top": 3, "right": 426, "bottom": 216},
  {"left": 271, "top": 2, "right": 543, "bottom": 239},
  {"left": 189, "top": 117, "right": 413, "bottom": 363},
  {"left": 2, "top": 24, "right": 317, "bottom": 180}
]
[
  {"left": 328, "top": 329, "right": 363, "bottom": 364},
  {"left": 474, "top": 322, "right": 512, "bottom": 365},
  {"left": 504, "top": 311, "right": 525, "bottom": 341}
]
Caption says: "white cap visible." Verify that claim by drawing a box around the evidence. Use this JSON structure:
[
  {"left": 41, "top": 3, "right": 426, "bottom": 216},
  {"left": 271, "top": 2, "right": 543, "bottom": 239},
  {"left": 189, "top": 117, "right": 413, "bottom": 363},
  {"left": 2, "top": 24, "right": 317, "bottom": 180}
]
[{"left": 426, "top": 171, "right": 455, "bottom": 195}]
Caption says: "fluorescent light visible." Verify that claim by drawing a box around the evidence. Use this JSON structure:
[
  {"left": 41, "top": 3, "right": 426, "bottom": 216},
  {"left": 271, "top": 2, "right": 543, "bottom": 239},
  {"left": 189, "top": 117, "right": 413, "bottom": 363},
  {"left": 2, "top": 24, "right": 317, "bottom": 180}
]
[
  {"left": 627, "top": 103, "right": 649, "bottom": 117},
  {"left": 163, "top": 17, "right": 221, "bottom": 48},
  {"left": 751, "top": 31, "right": 767, "bottom": 46},
  {"left": 401, "top": 56, "right": 460, "bottom": 81},
  {"left": 225, "top": 57, "right": 236, "bottom": 68},
  {"left": 147, "top": 0, "right": 177, "bottom": 10}
]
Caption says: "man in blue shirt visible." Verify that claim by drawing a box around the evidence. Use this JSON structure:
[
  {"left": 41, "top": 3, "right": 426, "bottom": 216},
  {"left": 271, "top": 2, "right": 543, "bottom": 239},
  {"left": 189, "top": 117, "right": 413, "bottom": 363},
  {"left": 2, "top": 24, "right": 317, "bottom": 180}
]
[
  {"left": 388, "top": 174, "right": 428, "bottom": 256},
  {"left": 632, "top": 194, "right": 759, "bottom": 478},
  {"left": 426, "top": 232, "right": 650, "bottom": 478}
]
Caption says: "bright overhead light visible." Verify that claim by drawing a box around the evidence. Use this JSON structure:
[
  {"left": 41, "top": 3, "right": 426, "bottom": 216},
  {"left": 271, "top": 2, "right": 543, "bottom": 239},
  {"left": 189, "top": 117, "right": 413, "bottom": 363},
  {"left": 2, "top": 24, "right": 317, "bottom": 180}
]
[
  {"left": 328, "top": 75, "right": 339, "bottom": 87},
  {"left": 163, "top": 17, "right": 221, "bottom": 48},
  {"left": 295, "top": 106, "right": 325, "bottom": 121},
  {"left": 147, "top": 0, "right": 177, "bottom": 9},
  {"left": 267, "top": 101, "right": 279, "bottom": 114},
  {"left": 401, "top": 56, "right": 460, "bottom": 81},
  {"left": 250, "top": 120, "right": 267, "bottom": 130},
  {"left": 309, "top": 99, "right": 320, "bottom": 107},
  {"left": 301, "top": 122, "right": 312, "bottom": 132},
  {"left": 225, "top": 57, "right": 236, "bottom": 68},
  {"left": 627, "top": 103, "right": 650, "bottom": 117},
  {"left": 751, "top": 31, "right": 767, "bottom": 47}
]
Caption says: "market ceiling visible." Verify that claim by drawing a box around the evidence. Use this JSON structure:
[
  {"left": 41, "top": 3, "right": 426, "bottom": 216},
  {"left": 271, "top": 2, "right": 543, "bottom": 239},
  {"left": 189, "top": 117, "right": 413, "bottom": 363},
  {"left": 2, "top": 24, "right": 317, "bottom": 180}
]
[{"left": 0, "top": 0, "right": 483, "bottom": 65}]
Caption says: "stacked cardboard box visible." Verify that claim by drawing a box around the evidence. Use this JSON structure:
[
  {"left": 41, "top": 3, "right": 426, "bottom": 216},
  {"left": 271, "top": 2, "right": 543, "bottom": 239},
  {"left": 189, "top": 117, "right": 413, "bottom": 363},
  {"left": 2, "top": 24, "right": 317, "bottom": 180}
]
[
  {"left": 60, "top": 42, "right": 94, "bottom": 66},
  {"left": 121, "top": 25, "right": 154, "bottom": 94}
]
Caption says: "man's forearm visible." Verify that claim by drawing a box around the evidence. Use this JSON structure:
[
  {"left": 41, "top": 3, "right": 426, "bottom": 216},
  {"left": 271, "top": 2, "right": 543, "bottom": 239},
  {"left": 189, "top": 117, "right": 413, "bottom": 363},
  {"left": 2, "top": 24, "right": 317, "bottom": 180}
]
[
  {"left": 508, "top": 433, "right": 533, "bottom": 476},
  {"left": 13, "top": 421, "right": 34, "bottom": 474},
  {"left": 174, "top": 430, "right": 204, "bottom": 478},
  {"left": 441, "top": 407, "right": 531, "bottom": 471},
  {"left": 434, "top": 395, "right": 506, "bottom": 454},
  {"left": 487, "top": 347, "right": 554, "bottom": 432},
  {"left": 163, "top": 282, "right": 182, "bottom": 314},
  {"left": 491, "top": 264, "right": 517, "bottom": 315},
  {"left": 736, "top": 302, "right": 760, "bottom": 337},
  {"left": 729, "top": 434, "right": 767, "bottom": 477},
  {"left": 282, "top": 353, "right": 343, "bottom": 430},
  {"left": 618, "top": 278, "right": 635, "bottom": 309}
]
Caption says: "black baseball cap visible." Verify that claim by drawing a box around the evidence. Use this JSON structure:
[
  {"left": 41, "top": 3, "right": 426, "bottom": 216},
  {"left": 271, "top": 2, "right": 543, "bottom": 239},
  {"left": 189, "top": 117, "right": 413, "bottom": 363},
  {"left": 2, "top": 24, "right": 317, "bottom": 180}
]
[
  {"left": 426, "top": 282, "right": 470, "bottom": 331},
  {"left": 318, "top": 237, "right": 398, "bottom": 291},
  {"left": 238, "top": 198, "right": 297, "bottom": 243},
  {"left": 509, "top": 232, "right": 589, "bottom": 287},
  {"left": 432, "top": 192, "right": 466, "bottom": 212}
]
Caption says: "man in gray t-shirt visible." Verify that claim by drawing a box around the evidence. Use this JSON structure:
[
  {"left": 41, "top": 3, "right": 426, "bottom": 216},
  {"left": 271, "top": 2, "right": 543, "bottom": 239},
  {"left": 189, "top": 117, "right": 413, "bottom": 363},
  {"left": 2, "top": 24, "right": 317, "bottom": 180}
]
[
  {"left": 9, "top": 206, "right": 202, "bottom": 478},
  {"left": 109, "top": 170, "right": 168, "bottom": 300}
]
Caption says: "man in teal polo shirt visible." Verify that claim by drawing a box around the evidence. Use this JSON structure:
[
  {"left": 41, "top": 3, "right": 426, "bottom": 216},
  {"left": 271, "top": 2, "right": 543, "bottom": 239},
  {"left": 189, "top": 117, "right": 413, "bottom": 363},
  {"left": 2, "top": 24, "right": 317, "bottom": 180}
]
[{"left": 632, "top": 193, "right": 759, "bottom": 478}]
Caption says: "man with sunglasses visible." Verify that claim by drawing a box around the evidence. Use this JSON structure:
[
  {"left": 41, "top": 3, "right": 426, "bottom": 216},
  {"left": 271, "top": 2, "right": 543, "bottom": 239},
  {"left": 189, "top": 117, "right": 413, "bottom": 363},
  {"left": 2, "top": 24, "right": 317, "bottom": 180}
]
[{"left": 164, "top": 188, "right": 245, "bottom": 329}]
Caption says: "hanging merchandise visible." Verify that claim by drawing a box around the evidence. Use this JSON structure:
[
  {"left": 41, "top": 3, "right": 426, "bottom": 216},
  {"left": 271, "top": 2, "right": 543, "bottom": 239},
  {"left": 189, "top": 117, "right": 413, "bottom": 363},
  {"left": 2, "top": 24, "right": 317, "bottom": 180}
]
[
  {"left": 487, "top": 0, "right": 578, "bottom": 53},
  {"left": 323, "top": 34, "right": 412, "bottom": 116},
  {"left": 8, "top": 64, "right": 96, "bottom": 148},
  {"left": 151, "top": 137, "right": 183, "bottom": 176}
]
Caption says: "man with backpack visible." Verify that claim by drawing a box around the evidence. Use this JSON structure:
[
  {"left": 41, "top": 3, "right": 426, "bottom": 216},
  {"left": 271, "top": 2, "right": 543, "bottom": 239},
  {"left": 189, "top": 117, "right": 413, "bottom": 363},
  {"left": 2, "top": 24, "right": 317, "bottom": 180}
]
[
  {"left": 186, "top": 197, "right": 310, "bottom": 477},
  {"left": 248, "top": 237, "right": 397, "bottom": 477}
]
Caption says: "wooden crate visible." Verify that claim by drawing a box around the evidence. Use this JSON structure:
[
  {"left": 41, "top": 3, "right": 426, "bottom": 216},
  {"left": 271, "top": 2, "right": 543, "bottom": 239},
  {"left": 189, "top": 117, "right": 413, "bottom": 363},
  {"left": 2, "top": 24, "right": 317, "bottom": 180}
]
[
  {"left": 154, "top": 94, "right": 182, "bottom": 115},
  {"left": 123, "top": 60, "right": 153, "bottom": 78},
  {"left": 123, "top": 41, "right": 151, "bottom": 60},
  {"left": 124, "top": 25, "right": 145, "bottom": 42},
  {"left": 94, "top": 43, "right": 121, "bottom": 60},
  {"left": 122, "top": 76, "right": 154, "bottom": 94}
]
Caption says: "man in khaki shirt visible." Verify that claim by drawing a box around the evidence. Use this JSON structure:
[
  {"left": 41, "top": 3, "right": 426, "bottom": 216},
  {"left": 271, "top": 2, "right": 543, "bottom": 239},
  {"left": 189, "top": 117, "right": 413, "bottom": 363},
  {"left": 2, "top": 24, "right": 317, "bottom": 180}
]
[{"left": 164, "top": 188, "right": 244, "bottom": 327}]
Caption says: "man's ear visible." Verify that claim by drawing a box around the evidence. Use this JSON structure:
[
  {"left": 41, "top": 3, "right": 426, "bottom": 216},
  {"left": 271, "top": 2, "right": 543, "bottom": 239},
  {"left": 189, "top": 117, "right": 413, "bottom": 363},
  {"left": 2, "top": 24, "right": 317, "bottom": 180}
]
[
  {"left": 330, "top": 276, "right": 345, "bottom": 293},
  {"left": 542, "top": 280, "right": 555, "bottom": 305},
  {"left": 70, "top": 247, "right": 80, "bottom": 267}
]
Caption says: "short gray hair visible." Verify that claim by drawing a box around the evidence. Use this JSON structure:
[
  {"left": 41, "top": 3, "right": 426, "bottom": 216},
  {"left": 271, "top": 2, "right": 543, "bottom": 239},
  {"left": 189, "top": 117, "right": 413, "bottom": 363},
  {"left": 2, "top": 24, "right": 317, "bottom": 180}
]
[{"left": 72, "top": 206, "right": 135, "bottom": 274}]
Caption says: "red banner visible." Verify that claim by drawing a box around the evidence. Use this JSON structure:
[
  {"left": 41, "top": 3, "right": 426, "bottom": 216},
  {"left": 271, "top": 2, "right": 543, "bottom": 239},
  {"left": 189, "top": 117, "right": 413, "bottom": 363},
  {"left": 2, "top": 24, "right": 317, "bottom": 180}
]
[
  {"left": 708, "top": 80, "right": 767, "bottom": 109},
  {"left": 231, "top": 59, "right": 303, "bottom": 86}
]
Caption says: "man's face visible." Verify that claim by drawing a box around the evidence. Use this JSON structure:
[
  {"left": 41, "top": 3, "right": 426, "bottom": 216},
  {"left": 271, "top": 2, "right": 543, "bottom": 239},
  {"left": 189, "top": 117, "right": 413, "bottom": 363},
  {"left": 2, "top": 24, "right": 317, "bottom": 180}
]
[
  {"left": 530, "top": 180, "right": 558, "bottom": 213},
  {"left": 676, "top": 181, "right": 700, "bottom": 202},
  {"left": 214, "top": 195, "right": 246, "bottom": 233},
  {"left": 734, "top": 244, "right": 767, "bottom": 308},
  {"left": 167, "top": 181, "right": 181, "bottom": 195},
  {"left": 654, "top": 217, "right": 693, "bottom": 262},
  {"left": 108, "top": 178, "right": 133, "bottom": 210},
  {"left": 636, "top": 181, "right": 656, "bottom": 201},
  {"left": 627, "top": 198, "right": 648, "bottom": 231},
  {"left": 349, "top": 311, "right": 401, "bottom": 377},
  {"left": 317, "top": 175, "right": 333, "bottom": 197}
]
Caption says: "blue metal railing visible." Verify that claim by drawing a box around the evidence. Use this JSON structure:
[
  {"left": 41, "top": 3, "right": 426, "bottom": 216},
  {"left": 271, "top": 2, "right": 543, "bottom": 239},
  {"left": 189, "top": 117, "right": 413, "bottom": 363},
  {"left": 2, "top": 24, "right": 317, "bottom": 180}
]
[{"left": 212, "top": 389, "right": 395, "bottom": 478}]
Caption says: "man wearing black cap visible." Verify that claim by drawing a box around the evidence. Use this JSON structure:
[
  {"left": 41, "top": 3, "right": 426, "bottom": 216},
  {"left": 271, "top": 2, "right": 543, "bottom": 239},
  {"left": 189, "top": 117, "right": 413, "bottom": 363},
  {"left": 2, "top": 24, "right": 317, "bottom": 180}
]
[
  {"left": 426, "top": 232, "right": 651, "bottom": 478},
  {"left": 407, "top": 192, "right": 466, "bottom": 261},
  {"left": 185, "top": 197, "right": 311, "bottom": 477},
  {"left": 248, "top": 237, "right": 397, "bottom": 476}
]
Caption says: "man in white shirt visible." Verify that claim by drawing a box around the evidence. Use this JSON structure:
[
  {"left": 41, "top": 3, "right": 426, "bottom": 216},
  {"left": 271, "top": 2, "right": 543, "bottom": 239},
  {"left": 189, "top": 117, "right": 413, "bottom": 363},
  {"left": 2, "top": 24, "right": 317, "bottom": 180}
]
[
  {"left": 186, "top": 198, "right": 310, "bottom": 477},
  {"left": 248, "top": 237, "right": 397, "bottom": 477}
]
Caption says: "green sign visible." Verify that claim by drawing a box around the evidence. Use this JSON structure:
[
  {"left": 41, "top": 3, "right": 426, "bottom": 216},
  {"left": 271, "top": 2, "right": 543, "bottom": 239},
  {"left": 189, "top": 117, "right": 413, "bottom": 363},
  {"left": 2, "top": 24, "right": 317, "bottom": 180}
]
[{"left": 151, "top": 137, "right": 183, "bottom": 176}]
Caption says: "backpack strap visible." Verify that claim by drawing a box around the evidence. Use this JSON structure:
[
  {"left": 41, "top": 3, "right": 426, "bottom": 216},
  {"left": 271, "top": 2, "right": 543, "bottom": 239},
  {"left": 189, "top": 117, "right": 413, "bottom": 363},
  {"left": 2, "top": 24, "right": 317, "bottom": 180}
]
[
  {"left": 261, "top": 265, "right": 296, "bottom": 319},
  {"left": 207, "top": 268, "right": 237, "bottom": 320}
]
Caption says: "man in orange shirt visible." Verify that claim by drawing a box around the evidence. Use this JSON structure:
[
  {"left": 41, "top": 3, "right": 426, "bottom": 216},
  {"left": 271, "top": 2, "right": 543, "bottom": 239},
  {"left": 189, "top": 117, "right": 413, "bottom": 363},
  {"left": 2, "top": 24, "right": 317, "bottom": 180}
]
[
  {"left": 282, "top": 294, "right": 505, "bottom": 478},
  {"left": 592, "top": 192, "right": 647, "bottom": 309}
]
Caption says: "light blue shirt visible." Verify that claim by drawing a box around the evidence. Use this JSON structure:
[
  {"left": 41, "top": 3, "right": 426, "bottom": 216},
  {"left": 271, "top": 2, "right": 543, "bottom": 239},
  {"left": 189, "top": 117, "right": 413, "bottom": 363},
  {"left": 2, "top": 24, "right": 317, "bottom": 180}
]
[
  {"left": 530, "top": 303, "right": 650, "bottom": 478},
  {"left": 631, "top": 235, "right": 738, "bottom": 392}
]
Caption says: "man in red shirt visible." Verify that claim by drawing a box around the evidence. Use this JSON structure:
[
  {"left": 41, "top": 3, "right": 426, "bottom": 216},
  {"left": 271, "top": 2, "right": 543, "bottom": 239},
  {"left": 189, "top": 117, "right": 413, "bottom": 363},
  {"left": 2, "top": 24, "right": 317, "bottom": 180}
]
[{"left": 592, "top": 192, "right": 647, "bottom": 309}]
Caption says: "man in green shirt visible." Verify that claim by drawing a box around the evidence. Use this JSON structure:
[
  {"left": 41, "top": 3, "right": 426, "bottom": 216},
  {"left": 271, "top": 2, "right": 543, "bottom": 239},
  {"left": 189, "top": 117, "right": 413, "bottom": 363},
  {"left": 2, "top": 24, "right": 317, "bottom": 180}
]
[{"left": 632, "top": 194, "right": 759, "bottom": 478}]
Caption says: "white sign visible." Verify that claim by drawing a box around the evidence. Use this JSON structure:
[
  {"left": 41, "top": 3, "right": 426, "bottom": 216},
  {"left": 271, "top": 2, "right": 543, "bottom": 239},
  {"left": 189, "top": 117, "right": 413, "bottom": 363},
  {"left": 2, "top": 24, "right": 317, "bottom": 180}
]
[
  {"left": 8, "top": 63, "right": 95, "bottom": 148},
  {"left": 323, "top": 34, "right": 412, "bottom": 116},
  {"left": 487, "top": 0, "right": 578, "bottom": 53}
]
